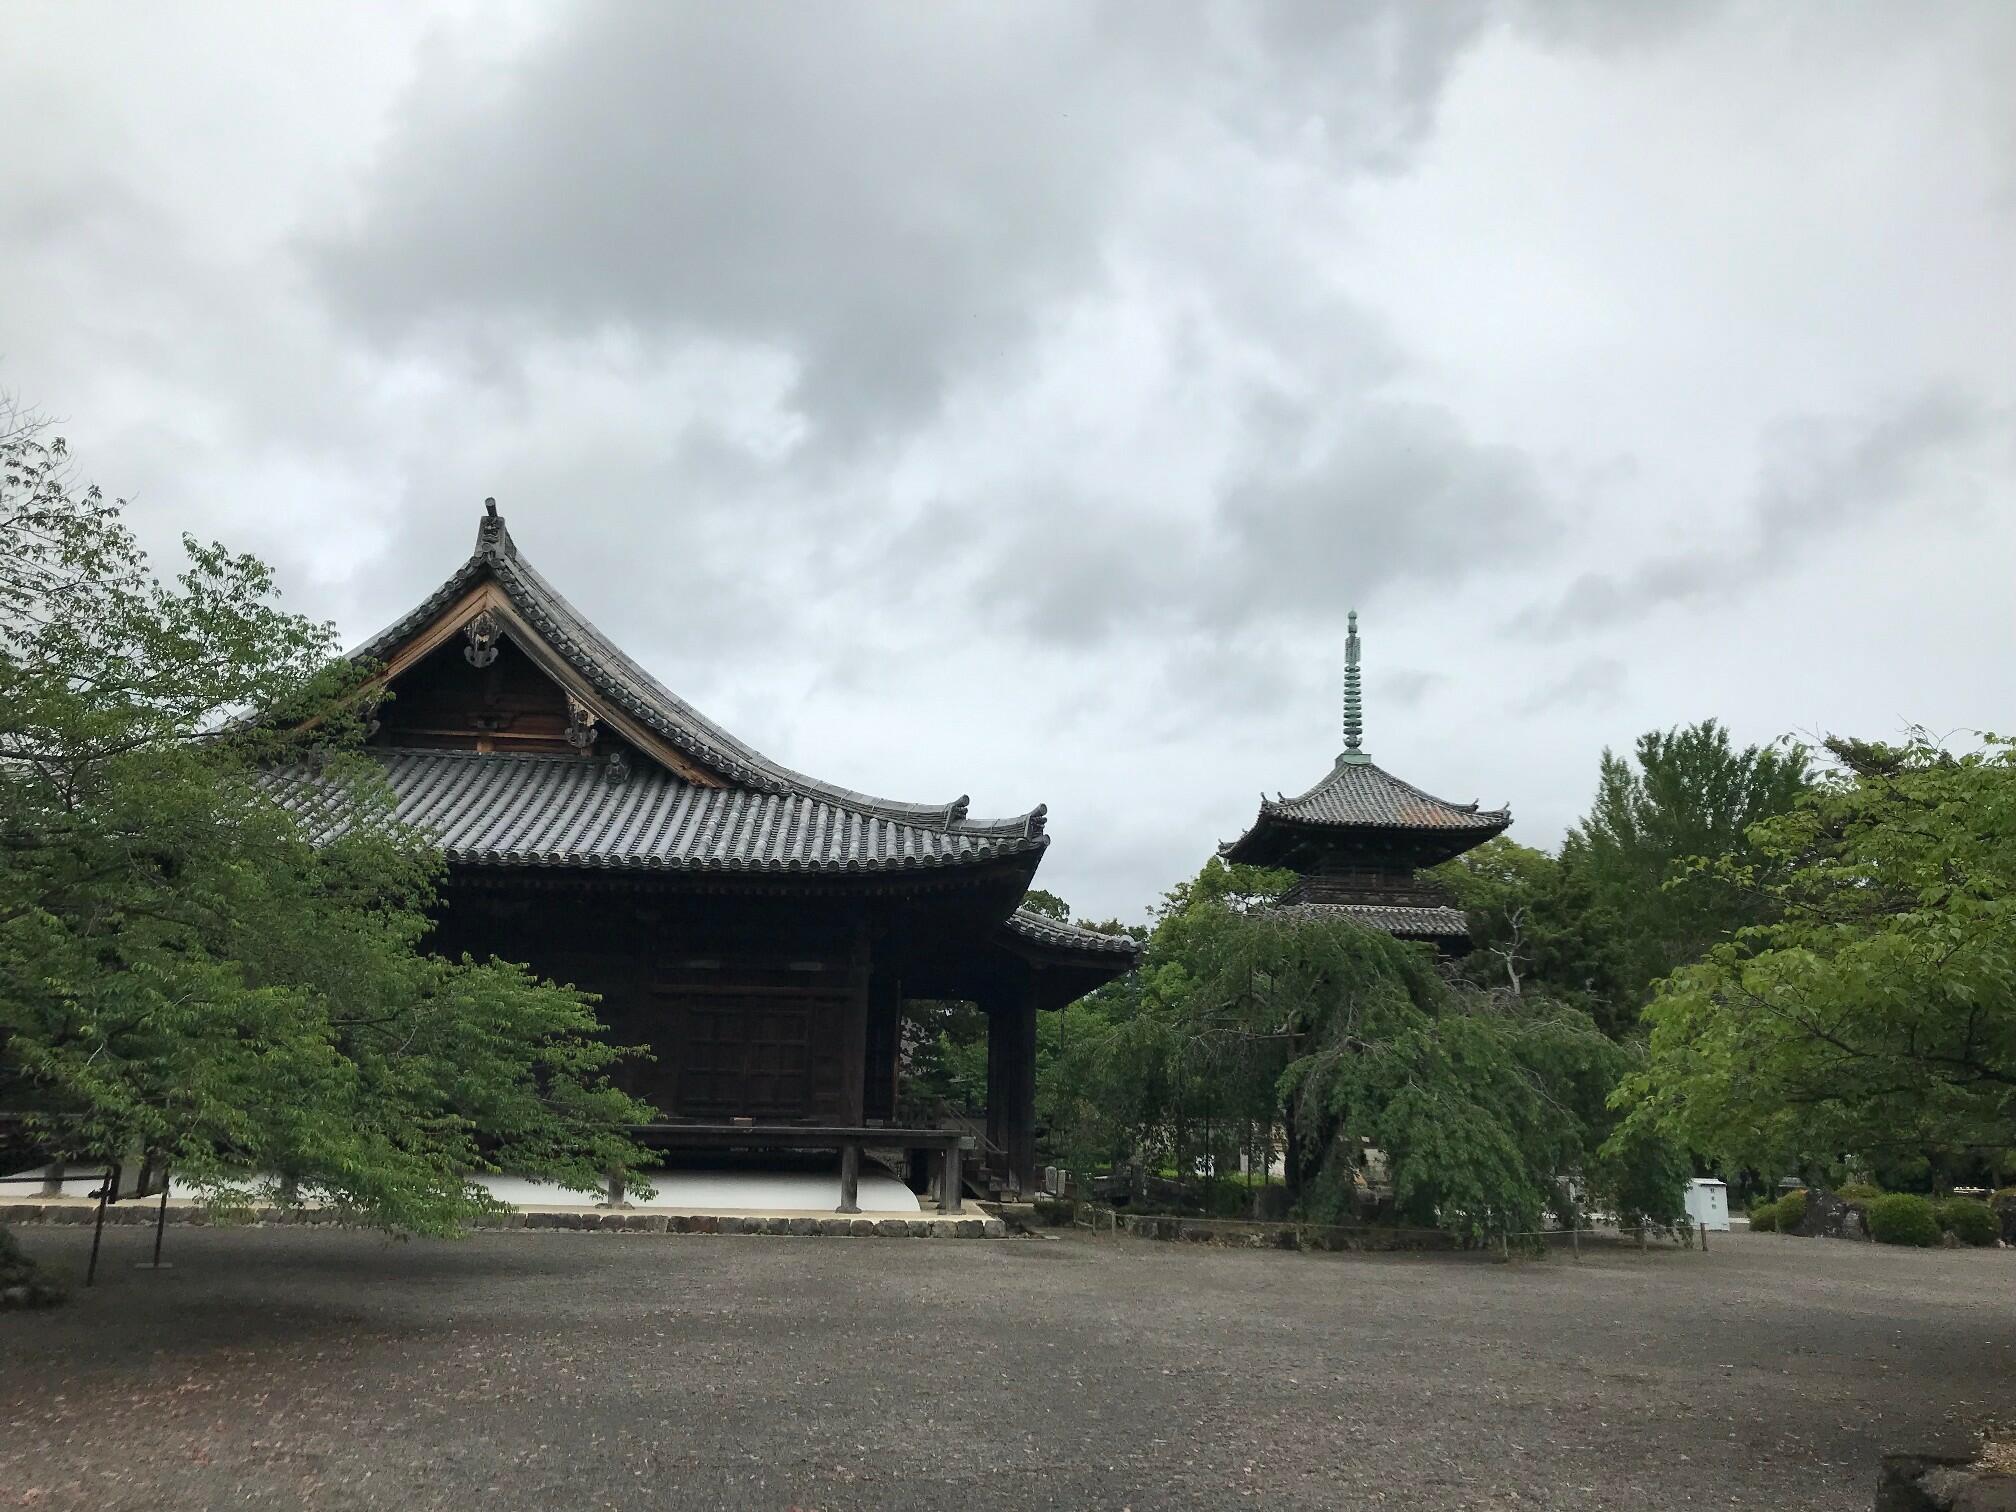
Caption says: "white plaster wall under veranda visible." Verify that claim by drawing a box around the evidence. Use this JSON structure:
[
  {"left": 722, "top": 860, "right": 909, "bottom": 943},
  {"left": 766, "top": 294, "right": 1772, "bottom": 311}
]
[{"left": 3, "top": 1165, "right": 922, "bottom": 1214}]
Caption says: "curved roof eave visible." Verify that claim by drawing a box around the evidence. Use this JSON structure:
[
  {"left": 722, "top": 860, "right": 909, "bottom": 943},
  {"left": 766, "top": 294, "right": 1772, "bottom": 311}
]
[{"left": 1001, "top": 906, "right": 1141, "bottom": 959}]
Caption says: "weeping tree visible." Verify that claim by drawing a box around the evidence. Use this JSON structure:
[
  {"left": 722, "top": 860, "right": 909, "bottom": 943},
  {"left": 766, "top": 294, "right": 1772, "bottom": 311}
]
[
  {"left": 1, "top": 413, "right": 657, "bottom": 1245},
  {"left": 1044, "top": 858, "right": 1687, "bottom": 1238},
  {"left": 1041, "top": 864, "right": 1292, "bottom": 1194}
]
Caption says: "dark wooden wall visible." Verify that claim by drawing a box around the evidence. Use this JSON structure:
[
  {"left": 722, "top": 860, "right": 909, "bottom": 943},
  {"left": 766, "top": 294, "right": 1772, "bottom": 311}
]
[
  {"left": 372, "top": 638, "right": 578, "bottom": 754},
  {"left": 432, "top": 878, "right": 1070, "bottom": 1196},
  {"left": 434, "top": 885, "right": 873, "bottom": 1126}
]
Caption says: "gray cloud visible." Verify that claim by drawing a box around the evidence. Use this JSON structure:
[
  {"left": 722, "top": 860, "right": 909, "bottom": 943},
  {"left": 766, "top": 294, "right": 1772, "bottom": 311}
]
[
  {"left": 1515, "top": 389, "right": 2003, "bottom": 640},
  {"left": 1381, "top": 669, "right": 1444, "bottom": 710},
  {"left": 1515, "top": 656, "right": 1627, "bottom": 715},
  {"left": 876, "top": 390, "right": 1562, "bottom": 655},
  {"left": 312, "top": 3, "right": 1492, "bottom": 445},
  {"left": 1, "top": 1, "right": 2011, "bottom": 923},
  {"left": 1213, "top": 401, "right": 1559, "bottom": 618}
]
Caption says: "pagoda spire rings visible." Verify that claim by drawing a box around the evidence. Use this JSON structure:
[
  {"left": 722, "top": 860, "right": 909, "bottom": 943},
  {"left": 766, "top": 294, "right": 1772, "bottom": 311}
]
[{"left": 1340, "top": 608, "right": 1369, "bottom": 764}]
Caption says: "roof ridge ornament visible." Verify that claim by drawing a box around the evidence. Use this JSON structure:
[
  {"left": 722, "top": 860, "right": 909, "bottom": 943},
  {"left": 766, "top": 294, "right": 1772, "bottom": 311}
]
[
  {"left": 476, "top": 496, "right": 513, "bottom": 560},
  {"left": 1340, "top": 608, "right": 1370, "bottom": 765}
]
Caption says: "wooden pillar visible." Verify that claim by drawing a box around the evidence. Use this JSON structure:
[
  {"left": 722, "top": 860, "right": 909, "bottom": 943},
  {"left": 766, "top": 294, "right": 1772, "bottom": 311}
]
[
  {"left": 837, "top": 1141, "right": 861, "bottom": 1214},
  {"left": 985, "top": 1001, "right": 1008, "bottom": 1175},
  {"left": 838, "top": 918, "right": 871, "bottom": 1124},
  {"left": 941, "top": 1140, "right": 963, "bottom": 1215},
  {"left": 864, "top": 969, "right": 902, "bottom": 1123},
  {"left": 986, "top": 976, "right": 1039, "bottom": 1199}
]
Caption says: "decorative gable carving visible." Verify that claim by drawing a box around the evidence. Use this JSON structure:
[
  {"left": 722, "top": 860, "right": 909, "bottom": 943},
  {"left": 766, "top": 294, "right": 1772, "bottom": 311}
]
[
  {"left": 564, "top": 693, "right": 600, "bottom": 751},
  {"left": 463, "top": 608, "right": 502, "bottom": 668}
]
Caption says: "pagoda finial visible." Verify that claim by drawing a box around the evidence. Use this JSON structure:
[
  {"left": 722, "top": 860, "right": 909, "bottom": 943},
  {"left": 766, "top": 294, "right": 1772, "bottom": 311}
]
[{"left": 1340, "top": 608, "right": 1369, "bottom": 764}]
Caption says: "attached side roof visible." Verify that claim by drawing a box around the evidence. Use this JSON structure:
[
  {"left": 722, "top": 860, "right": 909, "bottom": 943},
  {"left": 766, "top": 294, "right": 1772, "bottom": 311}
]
[
  {"left": 1000, "top": 907, "right": 1140, "bottom": 959},
  {"left": 352, "top": 504, "right": 1043, "bottom": 836}
]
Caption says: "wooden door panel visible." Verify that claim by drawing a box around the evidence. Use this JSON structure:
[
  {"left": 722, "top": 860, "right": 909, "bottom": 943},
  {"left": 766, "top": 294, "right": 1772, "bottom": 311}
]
[{"left": 673, "top": 999, "right": 813, "bottom": 1119}]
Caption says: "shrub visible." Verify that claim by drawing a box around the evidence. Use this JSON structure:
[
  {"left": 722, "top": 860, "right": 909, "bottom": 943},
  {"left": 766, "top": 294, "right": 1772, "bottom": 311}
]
[
  {"left": 1867, "top": 1193, "right": 1941, "bottom": 1247},
  {"left": 1836, "top": 1182, "right": 1884, "bottom": 1203},
  {"left": 1937, "top": 1198, "right": 1998, "bottom": 1247},
  {"left": 0, "top": 1227, "right": 66, "bottom": 1309},
  {"left": 1774, "top": 1189, "right": 1808, "bottom": 1232},
  {"left": 1747, "top": 1202, "right": 1777, "bottom": 1232}
]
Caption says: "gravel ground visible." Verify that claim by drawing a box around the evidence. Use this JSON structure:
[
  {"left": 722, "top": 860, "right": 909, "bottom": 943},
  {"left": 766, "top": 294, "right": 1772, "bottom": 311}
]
[{"left": 2, "top": 1224, "right": 2010, "bottom": 1510}]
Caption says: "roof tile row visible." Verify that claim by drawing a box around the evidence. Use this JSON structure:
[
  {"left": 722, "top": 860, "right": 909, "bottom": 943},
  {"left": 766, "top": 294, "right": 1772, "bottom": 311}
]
[
  {"left": 269, "top": 750, "right": 1045, "bottom": 874},
  {"left": 1259, "top": 755, "right": 1509, "bottom": 832},
  {"left": 1273, "top": 900, "right": 1474, "bottom": 940}
]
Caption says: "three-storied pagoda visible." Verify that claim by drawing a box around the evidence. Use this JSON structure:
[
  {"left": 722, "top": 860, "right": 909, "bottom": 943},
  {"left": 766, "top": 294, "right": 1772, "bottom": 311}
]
[
  {"left": 1222, "top": 611, "right": 1509, "bottom": 951},
  {"left": 307, "top": 502, "right": 1135, "bottom": 1197}
]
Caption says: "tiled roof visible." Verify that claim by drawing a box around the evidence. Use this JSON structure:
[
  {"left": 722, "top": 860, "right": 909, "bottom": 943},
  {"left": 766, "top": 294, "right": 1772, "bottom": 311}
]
[
  {"left": 268, "top": 750, "right": 1048, "bottom": 874},
  {"left": 1002, "top": 908, "right": 1141, "bottom": 958},
  {"left": 1274, "top": 901, "right": 1473, "bottom": 941},
  {"left": 351, "top": 507, "right": 1040, "bottom": 833},
  {"left": 1257, "top": 756, "right": 1509, "bottom": 833}
]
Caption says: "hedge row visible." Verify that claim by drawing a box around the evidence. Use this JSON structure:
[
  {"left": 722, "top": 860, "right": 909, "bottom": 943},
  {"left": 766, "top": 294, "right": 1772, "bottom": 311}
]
[{"left": 1747, "top": 1189, "right": 2000, "bottom": 1247}]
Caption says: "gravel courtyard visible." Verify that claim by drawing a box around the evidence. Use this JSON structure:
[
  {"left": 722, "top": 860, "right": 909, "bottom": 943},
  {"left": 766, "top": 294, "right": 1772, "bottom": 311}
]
[{"left": 2, "top": 1224, "right": 2009, "bottom": 1510}]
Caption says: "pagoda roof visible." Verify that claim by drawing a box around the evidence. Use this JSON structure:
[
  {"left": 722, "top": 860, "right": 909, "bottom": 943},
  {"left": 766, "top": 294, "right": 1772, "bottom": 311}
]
[
  {"left": 1238, "top": 754, "right": 1510, "bottom": 838},
  {"left": 1221, "top": 753, "right": 1510, "bottom": 866},
  {"left": 339, "top": 504, "right": 1049, "bottom": 877},
  {"left": 1273, "top": 899, "right": 1473, "bottom": 943}
]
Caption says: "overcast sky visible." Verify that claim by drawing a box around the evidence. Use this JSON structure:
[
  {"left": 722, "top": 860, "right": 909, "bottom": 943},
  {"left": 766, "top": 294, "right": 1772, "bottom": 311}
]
[{"left": 4, "top": 2, "right": 2012, "bottom": 923}]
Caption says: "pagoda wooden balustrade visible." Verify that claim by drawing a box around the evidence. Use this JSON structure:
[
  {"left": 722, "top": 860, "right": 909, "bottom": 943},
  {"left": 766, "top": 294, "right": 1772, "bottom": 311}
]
[{"left": 620, "top": 1123, "right": 975, "bottom": 1215}]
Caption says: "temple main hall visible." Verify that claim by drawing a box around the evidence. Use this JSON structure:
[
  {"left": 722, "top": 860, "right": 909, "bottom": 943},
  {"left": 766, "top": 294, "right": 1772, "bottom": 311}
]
[{"left": 321, "top": 502, "right": 1136, "bottom": 1200}]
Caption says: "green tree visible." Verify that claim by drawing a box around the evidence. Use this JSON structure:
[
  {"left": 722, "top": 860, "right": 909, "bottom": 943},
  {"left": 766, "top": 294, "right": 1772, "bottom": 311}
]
[
  {"left": 1019, "top": 888, "right": 1070, "bottom": 922},
  {"left": 897, "top": 1000, "right": 988, "bottom": 1120},
  {"left": 1431, "top": 837, "right": 1634, "bottom": 1034},
  {"left": 1562, "top": 721, "right": 1810, "bottom": 1011},
  {"left": 1618, "top": 734, "right": 2016, "bottom": 1178},
  {"left": 1043, "top": 857, "right": 1685, "bottom": 1237},
  {"left": 0, "top": 417, "right": 657, "bottom": 1236}
]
